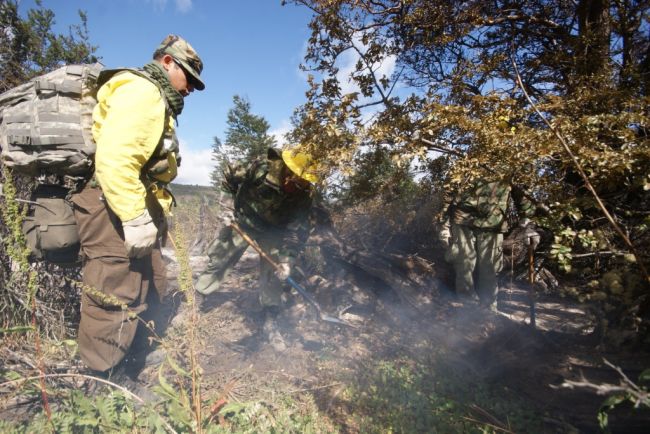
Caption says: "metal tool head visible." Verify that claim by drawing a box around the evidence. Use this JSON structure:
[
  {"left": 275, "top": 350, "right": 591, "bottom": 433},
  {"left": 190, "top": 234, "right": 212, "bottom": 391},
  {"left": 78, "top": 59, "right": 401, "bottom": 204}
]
[{"left": 319, "top": 313, "right": 357, "bottom": 328}]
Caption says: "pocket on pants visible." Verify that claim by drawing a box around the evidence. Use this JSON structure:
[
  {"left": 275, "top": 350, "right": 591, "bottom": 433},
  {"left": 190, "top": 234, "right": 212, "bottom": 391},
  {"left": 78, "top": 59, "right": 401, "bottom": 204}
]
[
  {"left": 71, "top": 187, "right": 126, "bottom": 258},
  {"left": 83, "top": 256, "right": 143, "bottom": 308}
]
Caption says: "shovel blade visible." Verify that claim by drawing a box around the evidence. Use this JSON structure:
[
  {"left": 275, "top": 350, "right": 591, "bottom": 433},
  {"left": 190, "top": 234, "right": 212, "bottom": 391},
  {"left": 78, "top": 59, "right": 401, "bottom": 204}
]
[{"left": 320, "top": 313, "right": 357, "bottom": 328}]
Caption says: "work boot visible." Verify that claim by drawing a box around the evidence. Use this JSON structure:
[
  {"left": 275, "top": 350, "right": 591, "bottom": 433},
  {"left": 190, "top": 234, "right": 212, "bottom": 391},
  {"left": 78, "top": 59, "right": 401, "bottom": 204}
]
[
  {"left": 170, "top": 291, "right": 205, "bottom": 327},
  {"left": 194, "top": 272, "right": 222, "bottom": 295},
  {"left": 88, "top": 363, "right": 137, "bottom": 390},
  {"left": 143, "top": 348, "right": 165, "bottom": 368},
  {"left": 262, "top": 306, "right": 287, "bottom": 352},
  {"left": 99, "top": 365, "right": 158, "bottom": 406},
  {"left": 480, "top": 300, "right": 498, "bottom": 313},
  {"left": 83, "top": 368, "right": 110, "bottom": 396},
  {"left": 121, "top": 346, "right": 164, "bottom": 375}
]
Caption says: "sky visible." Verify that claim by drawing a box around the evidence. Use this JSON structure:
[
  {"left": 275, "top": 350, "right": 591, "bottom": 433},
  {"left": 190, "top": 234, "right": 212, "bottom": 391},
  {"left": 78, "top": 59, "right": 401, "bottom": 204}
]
[{"left": 19, "top": 0, "right": 318, "bottom": 185}]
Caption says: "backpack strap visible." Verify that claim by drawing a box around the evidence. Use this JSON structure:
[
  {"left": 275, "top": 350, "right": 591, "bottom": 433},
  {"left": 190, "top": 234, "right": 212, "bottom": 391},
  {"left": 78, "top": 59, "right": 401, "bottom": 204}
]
[
  {"left": 4, "top": 113, "right": 82, "bottom": 124},
  {"left": 33, "top": 64, "right": 102, "bottom": 96},
  {"left": 97, "top": 68, "right": 172, "bottom": 116},
  {"left": 7, "top": 134, "right": 85, "bottom": 146},
  {"left": 35, "top": 79, "right": 82, "bottom": 95}
]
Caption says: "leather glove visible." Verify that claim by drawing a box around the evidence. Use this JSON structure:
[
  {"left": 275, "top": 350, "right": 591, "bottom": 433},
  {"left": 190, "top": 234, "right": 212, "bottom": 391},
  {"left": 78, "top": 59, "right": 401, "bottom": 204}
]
[
  {"left": 439, "top": 226, "right": 451, "bottom": 247},
  {"left": 522, "top": 226, "right": 540, "bottom": 249},
  {"left": 222, "top": 209, "right": 235, "bottom": 227},
  {"left": 275, "top": 262, "right": 291, "bottom": 280},
  {"left": 123, "top": 209, "right": 158, "bottom": 258},
  {"left": 219, "top": 195, "right": 236, "bottom": 227}
]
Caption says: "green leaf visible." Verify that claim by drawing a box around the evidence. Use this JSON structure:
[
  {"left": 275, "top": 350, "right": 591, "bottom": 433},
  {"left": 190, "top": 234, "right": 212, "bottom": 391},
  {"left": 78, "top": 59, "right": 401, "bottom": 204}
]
[
  {"left": 157, "top": 364, "right": 178, "bottom": 399},
  {"left": 219, "top": 402, "right": 248, "bottom": 416},
  {"left": 166, "top": 354, "right": 190, "bottom": 378},
  {"left": 638, "top": 369, "right": 650, "bottom": 383},
  {"left": 3, "top": 371, "right": 23, "bottom": 381},
  {"left": 598, "top": 394, "right": 627, "bottom": 430}
]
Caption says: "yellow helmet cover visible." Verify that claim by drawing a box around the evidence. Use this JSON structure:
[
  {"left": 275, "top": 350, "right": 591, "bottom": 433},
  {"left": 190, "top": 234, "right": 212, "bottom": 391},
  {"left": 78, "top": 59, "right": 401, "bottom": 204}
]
[{"left": 281, "top": 149, "right": 319, "bottom": 183}]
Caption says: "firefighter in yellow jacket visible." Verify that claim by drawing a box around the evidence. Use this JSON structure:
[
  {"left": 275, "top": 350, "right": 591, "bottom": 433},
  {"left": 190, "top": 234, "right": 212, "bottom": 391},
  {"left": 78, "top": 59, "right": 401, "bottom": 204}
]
[{"left": 71, "top": 35, "right": 205, "bottom": 376}]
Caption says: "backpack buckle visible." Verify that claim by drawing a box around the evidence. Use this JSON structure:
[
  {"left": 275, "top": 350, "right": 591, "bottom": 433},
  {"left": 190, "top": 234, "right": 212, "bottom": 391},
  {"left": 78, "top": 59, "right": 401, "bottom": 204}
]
[{"left": 8, "top": 135, "right": 31, "bottom": 145}]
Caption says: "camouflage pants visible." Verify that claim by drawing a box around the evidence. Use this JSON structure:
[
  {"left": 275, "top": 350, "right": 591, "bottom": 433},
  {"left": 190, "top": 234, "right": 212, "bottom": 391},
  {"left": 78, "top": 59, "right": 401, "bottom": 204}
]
[
  {"left": 197, "top": 224, "right": 292, "bottom": 308},
  {"left": 71, "top": 186, "right": 167, "bottom": 372},
  {"left": 445, "top": 224, "right": 503, "bottom": 305}
]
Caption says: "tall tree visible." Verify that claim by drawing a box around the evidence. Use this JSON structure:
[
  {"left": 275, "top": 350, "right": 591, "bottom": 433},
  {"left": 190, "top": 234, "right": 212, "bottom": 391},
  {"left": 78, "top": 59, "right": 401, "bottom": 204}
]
[
  {"left": 284, "top": 0, "right": 650, "bottom": 330},
  {"left": 0, "top": 0, "right": 98, "bottom": 92},
  {"left": 210, "top": 95, "right": 277, "bottom": 188}
]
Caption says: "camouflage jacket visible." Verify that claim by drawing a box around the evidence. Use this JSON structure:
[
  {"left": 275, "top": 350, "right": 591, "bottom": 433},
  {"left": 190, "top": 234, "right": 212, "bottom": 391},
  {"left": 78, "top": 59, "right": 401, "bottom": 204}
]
[
  {"left": 221, "top": 150, "right": 313, "bottom": 257},
  {"left": 444, "top": 180, "right": 536, "bottom": 232}
]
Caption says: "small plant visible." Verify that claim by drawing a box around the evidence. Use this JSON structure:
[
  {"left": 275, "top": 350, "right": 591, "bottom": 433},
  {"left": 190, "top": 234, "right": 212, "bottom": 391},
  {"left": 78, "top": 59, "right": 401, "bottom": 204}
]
[
  {"left": 0, "top": 168, "right": 39, "bottom": 327},
  {"left": 342, "top": 358, "right": 545, "bottom": 433},
  {"left": 211, "top": 395, "right": 336, "bottom": 433},
  {"left": 558, "top": 359, "right": 650, "bottom": 432}
]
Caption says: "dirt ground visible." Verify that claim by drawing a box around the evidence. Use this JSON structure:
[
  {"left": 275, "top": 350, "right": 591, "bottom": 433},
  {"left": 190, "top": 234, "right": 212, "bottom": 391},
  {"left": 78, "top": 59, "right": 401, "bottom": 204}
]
[{"left": 154, "top": 246, "right": 650, "bottom": 433}]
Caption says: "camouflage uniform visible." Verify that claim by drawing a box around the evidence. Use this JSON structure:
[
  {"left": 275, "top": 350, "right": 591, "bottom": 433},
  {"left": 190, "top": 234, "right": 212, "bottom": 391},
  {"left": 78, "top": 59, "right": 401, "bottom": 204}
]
[
  {"left": 441, "top": 180, "right": 535, "bottom": 308},
  {"left": 195, "top": 148, "right": 313, "bottom": 309}
]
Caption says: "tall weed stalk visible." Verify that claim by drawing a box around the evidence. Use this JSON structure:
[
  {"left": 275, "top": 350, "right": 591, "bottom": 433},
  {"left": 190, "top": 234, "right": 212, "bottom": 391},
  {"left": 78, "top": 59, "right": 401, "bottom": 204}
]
[
  {"left": 167, "top": 222, "right": 204, "bottom": 431},
  {"left": 0, "top": 168, "right": 51, "bottom": 421}
]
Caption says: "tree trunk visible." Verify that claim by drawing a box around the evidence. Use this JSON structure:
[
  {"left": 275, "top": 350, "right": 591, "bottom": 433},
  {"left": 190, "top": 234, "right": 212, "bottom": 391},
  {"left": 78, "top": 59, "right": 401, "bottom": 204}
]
[{"left": 576, "top": 0, "right": 611, "bottom": 77}]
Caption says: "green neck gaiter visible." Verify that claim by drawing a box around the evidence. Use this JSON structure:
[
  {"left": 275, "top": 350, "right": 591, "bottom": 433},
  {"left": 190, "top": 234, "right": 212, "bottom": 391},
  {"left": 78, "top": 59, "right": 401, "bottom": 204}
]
[{"left": 142, "top": 62, "right": 184, "bottom": 117}]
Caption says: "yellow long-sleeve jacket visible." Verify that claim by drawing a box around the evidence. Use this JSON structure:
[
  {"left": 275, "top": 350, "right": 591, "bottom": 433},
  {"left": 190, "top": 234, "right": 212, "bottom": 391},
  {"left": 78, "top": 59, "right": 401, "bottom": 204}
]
[{"left": 92, "top": 71, "right": 177, "bottom": 221}]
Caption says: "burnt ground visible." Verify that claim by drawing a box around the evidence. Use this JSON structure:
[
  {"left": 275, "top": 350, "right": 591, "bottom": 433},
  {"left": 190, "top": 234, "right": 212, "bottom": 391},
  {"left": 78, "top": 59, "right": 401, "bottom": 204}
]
[{"left": 145, "top": 246, "right": 650, "bottom": 433}]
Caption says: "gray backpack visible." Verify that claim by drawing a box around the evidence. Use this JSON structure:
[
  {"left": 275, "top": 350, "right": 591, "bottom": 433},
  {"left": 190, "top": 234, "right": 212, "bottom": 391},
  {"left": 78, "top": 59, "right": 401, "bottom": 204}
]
[
  {"left": 0, "top": 63, "right": 105, "bottom": 176},
  {"left": 0, "top": 64, "right": 164, "bottom": 266},
  {"left": 0, "top": 64, "right": 107, "bottom": 266}
]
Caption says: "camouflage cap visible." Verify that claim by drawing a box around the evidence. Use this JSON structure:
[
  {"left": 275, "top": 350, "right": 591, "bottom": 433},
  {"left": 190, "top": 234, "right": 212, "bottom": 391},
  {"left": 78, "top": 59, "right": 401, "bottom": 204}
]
[{"left": 155, "top": 34, "right": 205, "bottom": 90}]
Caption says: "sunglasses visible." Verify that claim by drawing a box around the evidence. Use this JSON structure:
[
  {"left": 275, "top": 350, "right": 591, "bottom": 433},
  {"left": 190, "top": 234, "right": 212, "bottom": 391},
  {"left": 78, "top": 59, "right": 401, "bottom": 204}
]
[{"left": 173, "top": 59, "right": 200, "bottom": 88}]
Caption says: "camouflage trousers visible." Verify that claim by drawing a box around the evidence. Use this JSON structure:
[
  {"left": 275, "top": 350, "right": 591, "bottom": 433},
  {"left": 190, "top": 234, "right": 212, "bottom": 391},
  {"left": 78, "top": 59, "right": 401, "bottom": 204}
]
[
  {"left": 445, "top": 224, "right": 503, "bottom": 306},
  {"left": 196, "top": 224, "right": 293, "bottom": 308}
]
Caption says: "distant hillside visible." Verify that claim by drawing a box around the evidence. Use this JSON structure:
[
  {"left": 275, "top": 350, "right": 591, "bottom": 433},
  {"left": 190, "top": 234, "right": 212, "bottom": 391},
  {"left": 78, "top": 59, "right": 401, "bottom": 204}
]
[{"left": 170, "top": 183, "right": 219, "bottom": 199}]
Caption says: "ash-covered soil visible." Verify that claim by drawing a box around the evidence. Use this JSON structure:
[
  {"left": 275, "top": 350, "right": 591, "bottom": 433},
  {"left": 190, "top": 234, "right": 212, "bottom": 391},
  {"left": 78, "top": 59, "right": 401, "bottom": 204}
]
[{"left": 147, "top": 245, "right": 650, "bottom": 433}]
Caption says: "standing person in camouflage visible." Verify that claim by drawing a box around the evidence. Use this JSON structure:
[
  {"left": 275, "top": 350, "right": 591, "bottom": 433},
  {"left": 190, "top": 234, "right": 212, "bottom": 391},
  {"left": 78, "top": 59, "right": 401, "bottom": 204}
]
[
  {"left": 439, "top": 179, "right": 540, "bottom": 311},
  {"left": 195, "top": 147, "right": 317, "bottom": 350}
]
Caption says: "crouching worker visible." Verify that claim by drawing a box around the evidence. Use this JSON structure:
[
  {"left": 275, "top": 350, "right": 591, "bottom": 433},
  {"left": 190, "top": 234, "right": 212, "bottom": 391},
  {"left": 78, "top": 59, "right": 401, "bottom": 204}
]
[
  {"left": 195, "top": 147, "right": 317, "bottom": 351},
  {"left": 71, "top": 35, "right": 205, "bottom": 377}
]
